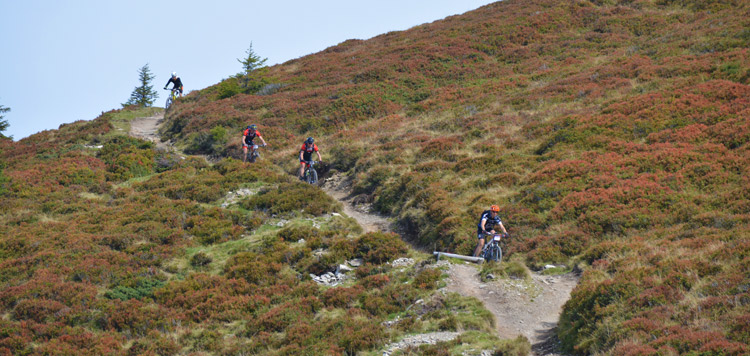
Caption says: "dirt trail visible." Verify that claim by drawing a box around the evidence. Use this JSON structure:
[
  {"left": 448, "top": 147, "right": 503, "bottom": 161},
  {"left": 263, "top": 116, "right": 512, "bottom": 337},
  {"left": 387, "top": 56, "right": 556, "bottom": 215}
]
[
  {"left": 320, "top": 173, "right": 392, "bottom": 233},
  {"left": 129, "top": 114, "right": 577, "bottom": 355},
  {"left": 323, "top": 171, "right": 578, "bottom": 355},
  {"left": 445, "top": 263, "right": 577, "bottom": 355},
  {"left": 130, "top": 112, "right": 169, "bottom": 150}
]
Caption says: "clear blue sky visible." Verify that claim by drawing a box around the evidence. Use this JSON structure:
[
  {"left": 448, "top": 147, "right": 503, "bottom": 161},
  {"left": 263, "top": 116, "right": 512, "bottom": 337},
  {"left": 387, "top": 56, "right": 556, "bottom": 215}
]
[{"left": 1, "top": 0, "right": 496, "bottom": 141}]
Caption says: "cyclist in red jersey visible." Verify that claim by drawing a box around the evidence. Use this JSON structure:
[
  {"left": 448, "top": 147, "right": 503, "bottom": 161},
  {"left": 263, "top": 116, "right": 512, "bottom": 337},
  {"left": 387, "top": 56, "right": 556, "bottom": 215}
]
[
  {"left": 299, "top": 137, "right": 322, "bottom": 179},
  {"left": 242, "top": 124, "right": 268, "bottom": 162}
]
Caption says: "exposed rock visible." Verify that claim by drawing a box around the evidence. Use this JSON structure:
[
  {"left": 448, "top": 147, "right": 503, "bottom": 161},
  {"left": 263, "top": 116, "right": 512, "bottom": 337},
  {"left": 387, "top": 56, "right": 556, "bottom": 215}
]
[
  {"left": 390, "top": 257, "right": 415, "bottom": 268},
  {"left": 221, "top": 188, "right": 258, "bottom": 207},
  {"left": 381, "top": 332, "right": 461, "bottom": 355},
  {"left": 310, "top": 271, "right": 348, "bottom": 286},
  {"left": 348, "top": 258, "right": 363, "bottom": 267}
]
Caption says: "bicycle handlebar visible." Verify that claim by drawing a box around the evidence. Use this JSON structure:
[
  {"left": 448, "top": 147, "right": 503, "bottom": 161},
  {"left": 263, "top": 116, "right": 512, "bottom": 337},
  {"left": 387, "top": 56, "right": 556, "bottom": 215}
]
[{"left": 482, "top": 231, "right": 508, "bottom": 238}]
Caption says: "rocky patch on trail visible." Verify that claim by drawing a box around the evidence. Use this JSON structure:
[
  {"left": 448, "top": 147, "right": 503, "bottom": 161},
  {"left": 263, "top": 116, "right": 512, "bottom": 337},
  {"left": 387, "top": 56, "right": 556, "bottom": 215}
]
[
  {"left": 220, "top": 188, "right": 259, "bottom": 208},
  {"left": 381, "top": 332, "right": 461, "bottom": 356}
]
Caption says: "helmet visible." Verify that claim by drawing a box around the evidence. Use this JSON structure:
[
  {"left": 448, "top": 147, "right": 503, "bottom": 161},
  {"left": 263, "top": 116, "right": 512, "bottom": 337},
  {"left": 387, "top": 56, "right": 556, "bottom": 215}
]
[
  {"left": 171, "top": 72, "right": 177, "bottom": 78},
  {"left": 306, "top": 137, "right": 314, "bottom": 144},
  {"left": 490, "top": 205, "right": 500, "bottom": 212},
  {"left": 249, "top": 124, "right": 257, "bottom": 130}
]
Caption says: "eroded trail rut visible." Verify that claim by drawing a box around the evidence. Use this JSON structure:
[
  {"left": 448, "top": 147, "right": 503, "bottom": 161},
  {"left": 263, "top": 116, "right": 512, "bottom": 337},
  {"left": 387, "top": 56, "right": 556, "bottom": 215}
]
[{"left": 130, "top": 113, "right": 577, "bottom": 356}]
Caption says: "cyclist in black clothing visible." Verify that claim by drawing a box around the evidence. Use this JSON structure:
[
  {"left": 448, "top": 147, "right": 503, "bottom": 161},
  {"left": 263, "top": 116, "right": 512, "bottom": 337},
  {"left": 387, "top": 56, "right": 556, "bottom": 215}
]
[
  {"left": 473, "top": 205, "right": 508, "bottom": 257},
  {"left": 164, "top": 72, "right": 183, "bottom": 97}
]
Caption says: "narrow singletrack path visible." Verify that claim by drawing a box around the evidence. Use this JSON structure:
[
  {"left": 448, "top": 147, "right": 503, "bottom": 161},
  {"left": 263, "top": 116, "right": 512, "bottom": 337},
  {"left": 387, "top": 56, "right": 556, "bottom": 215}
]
[{"left": 130, "top": 112, "right": 168, "bottom": 150}]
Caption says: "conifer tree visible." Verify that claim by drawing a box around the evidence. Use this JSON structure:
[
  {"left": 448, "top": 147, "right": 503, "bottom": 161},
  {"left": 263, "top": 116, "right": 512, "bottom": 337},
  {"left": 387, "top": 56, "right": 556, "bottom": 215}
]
[
  {"left": 237, "top": 43, "right": 269, "bottom": 92},
  {"left": 238, "top": 42, "right": 268, "bottom": 75},
  {"left": 0, "top": 104, "right": 10, "bottom": 140},
  {"left": 123, "top": 63, "right": 159, "bottom": 107}
]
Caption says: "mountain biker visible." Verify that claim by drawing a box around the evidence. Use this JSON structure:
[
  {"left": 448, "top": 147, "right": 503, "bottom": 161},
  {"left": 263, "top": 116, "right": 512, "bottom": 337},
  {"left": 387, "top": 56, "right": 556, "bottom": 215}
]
[
  {"left": 164, "top": 72, "right": 184, "bottom": 97},
  {"left": 472, "top": 205, "right": 508, "bottom": 257},
  {"left": 299, "top": 137, "right": 322, "bottom": 180},
  {"left": 242, "top": 124, "right": 268, "bottom": 162}
]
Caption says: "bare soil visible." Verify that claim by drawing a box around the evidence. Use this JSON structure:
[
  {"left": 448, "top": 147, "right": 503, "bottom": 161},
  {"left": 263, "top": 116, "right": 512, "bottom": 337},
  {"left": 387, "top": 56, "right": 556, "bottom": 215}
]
[
  {"left": 445, "top": 263, "right": 578, "bottom": 355},
  {"left": 129, "top": 112, "right": 170, "bottom": 150},
  {"left": 320, "top": 172, "right": 392, "bottom": 233}
]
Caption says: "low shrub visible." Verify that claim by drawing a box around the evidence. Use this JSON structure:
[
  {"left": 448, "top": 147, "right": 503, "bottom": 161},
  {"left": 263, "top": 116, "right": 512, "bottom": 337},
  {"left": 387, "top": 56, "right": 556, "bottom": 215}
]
[
  {"left": 493, "top": 335, "right": 532, "bottom": 356},
  {"left": 224, "top": 252, "right": 283, "bottom": 286},
  {"left": 356, "top": 232, "right": 408, "bottom": 264},
  {"left": 104, "top": 277, "right": 165, "bottom": 301},
  {"left": 322, "top": 285, "right": 365, "bottom": 308},
  {"left": 413, "top": 268, "right": 443, "bottom": 290},
  {"left": 189, "top": 252, "right": 212, "bottom": 268},
  {"left": 242, "top": 182, "right": 340, "bottom": 216}
]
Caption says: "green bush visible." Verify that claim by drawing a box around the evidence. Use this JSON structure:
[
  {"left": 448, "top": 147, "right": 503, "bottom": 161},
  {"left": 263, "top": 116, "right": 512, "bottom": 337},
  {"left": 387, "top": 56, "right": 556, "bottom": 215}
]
[
  {"left": 190, "top": 252, "right": 213, "bottom": 268},
  {"left": 97, "top": 135, "right": 155, "bottom": 181},
  {"left": 215, "top": 78, "right": 243, "bottom": 99},
  {"left": 104, "top": 278, "right": 165, "bottom": 301},
  {"left": 242, "top": 182, "right": 340, "bottom": 216},
  {"left": 277, "top": 224, "right": 319, "bottom": 243}
]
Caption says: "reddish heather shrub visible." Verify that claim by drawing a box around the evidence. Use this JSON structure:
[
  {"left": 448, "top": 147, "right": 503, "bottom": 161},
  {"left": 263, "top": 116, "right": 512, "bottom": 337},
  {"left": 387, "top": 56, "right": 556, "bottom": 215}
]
[
  {"left": 322, "top": 285, "right": 365, "bottom": 308},
  {"left": 359, "top": 274, "right": 390, "bottom": 289},
  {"left": 356, "top": 232, "right": 408, "bottom": 264},
  {"left": 224, "top": 252, "right": 283, "bottom": 286}
]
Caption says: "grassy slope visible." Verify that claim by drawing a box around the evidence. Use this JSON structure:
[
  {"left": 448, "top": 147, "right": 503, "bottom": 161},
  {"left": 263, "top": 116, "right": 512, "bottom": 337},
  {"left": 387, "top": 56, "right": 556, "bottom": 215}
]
[
  {"left": 159, "top": 0, "right": 750, "bottom": 354},
  {"left": 0, "top": 112, "right": 504, "bottom": 354},
  {"left": 1, "top": 0, "right": 749, "bottom": 354}
]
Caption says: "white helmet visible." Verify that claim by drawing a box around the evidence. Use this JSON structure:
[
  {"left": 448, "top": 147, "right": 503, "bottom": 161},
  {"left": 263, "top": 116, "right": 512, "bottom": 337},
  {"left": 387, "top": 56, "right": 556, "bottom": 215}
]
[{"left": 171, "top": 72, "right": 177, "bottom": 78}]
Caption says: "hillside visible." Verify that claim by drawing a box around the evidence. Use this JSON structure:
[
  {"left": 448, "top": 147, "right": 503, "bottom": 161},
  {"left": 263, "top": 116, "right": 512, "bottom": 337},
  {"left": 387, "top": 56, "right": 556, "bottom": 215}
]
[{"left": 2, "top": 0, "right": 749, "bottom": 355}]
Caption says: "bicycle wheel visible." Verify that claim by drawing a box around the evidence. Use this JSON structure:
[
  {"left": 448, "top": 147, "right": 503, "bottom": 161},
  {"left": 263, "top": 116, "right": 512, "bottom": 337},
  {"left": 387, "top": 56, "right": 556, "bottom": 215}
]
[
  {"left": 305, "top": 167, "right": 316, "bottom": 184},
  {"left": 309, "top": 168, "right": 318, "bottom": 184},
  {"left": 494, "top": 245, "right": 502, "bottom": 263},
  {"left": 165, "top": 96, "right": 173, "bottom": 109},
  {"left": 484, "top": 244, "right": 502, "bottom": 263}
]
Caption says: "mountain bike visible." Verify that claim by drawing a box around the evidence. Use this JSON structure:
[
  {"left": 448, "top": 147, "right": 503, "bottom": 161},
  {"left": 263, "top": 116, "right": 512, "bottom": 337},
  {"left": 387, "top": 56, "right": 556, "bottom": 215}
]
[
  {"left": 481, "top": 232, "right": 505, "bottom": 263},
  {"left": 165, "top": 88, "right": 179, "bottom": 109},
  {"left": 245, "top": 144, "right": 265, "bottom": 163},
  {"left": 302, "top": 160, "right": 318, "bottom": 184}
]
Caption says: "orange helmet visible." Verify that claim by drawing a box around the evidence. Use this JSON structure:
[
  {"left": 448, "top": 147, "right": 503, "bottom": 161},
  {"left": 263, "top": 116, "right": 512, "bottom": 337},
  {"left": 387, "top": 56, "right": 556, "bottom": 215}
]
[{"left": 490, "top": 205, "right": 500, "bottom": 212}]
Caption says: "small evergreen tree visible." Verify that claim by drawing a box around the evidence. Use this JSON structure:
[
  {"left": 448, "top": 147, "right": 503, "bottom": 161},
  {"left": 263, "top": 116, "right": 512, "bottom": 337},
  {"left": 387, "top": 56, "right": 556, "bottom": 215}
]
[
  {"left": 0, "top": 104, "right": 10, "bottom": 140},
  {"left": 237, "top": 43, "right": 269, "bottom": 92},
  {"left": 238, "top": 42, "right": 268, "bottom": 75},
  {"left": 123, "top": 63, "right": 159, "bottom": 107}
]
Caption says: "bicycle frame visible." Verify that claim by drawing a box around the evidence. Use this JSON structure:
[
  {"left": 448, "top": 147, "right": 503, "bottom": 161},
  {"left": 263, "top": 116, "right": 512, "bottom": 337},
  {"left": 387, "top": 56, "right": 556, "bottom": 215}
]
[
  {"left": 245, "top": 144, "right": 262, "bottom": 163},
  {"left": 481, "top": 232, "right": 503, "bottom": 263},
  {"left": 165, "top": 88, "right": 179, "bottom": 109},
  {"left": 303, "top": 160, "right": 318, "bottom": 184}
]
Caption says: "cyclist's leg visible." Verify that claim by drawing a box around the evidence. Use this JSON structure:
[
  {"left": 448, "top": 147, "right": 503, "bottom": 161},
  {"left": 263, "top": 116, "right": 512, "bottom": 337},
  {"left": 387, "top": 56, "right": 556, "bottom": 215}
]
[
  {"left": 242, "top": 143, "right": 249, "bottom": 162},
  {"left": 299, "top": 160, "right": 306, "bottom": 179},
  {"left": 473, "top": 232, "right": 485, "bottom": 257}
]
